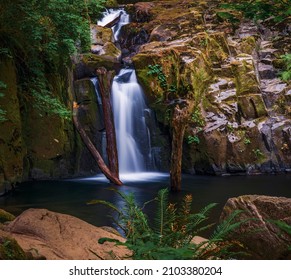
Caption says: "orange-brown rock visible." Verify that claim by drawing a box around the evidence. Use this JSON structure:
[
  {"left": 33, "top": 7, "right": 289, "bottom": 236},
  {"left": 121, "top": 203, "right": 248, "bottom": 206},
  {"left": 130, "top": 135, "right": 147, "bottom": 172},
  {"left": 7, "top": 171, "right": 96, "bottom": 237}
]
[
  {"left": 220, "top": 195, "right": 291, "bottom": 259},
  {"left": 3, "top": 208, "right": 130, "bottom": 260}
]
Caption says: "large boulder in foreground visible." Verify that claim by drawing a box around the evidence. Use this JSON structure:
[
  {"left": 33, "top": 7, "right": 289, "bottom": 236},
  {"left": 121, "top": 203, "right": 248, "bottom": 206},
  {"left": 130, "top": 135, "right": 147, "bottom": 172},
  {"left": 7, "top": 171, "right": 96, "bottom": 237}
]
[
  {"left": 3, "top": 208, "right": 130, "bottom": 260},
  {"left": 220, "top": 195, "right": 291, "bottom": 259}
]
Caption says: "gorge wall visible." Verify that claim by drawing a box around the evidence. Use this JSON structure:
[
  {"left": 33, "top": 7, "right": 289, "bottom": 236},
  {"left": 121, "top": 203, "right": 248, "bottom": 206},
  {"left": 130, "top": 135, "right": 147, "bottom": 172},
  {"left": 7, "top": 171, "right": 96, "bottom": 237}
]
[
  {"left": 1, "top": 0, "right": 291, "bottom": 193},
  {"left": 128, "top": 0, "right": 291, "bottom": 175}
]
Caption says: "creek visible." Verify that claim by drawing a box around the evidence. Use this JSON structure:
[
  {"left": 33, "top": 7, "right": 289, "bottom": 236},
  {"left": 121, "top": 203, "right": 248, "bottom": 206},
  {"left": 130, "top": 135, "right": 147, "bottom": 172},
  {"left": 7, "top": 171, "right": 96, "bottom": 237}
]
[
  {"left": 1, "top": 174, "right": 291, "bottom": 237},
  {"left": 1, "top": 9, "right": 291, "bottom": 238}
]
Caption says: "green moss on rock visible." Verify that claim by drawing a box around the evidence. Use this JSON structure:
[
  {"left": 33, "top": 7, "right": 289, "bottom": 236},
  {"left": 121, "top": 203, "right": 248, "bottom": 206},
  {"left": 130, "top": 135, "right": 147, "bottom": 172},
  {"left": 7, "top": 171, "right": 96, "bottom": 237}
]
[
  {"left": 0, "top": 237, "right": 27, "bottom": 260},
  {"left": 0, "top": 209, "right": 15, "bottom": 223}
]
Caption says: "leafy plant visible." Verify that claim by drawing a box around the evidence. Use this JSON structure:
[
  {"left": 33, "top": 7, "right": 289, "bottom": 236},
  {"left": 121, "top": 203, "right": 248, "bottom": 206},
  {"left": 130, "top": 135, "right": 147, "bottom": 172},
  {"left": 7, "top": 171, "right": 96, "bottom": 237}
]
[
  {"left": 280, "top": 54, "right": 291, "bottom": 81},
  {"left": 191, "top": 109, "right": 205, "bottom": 127},
  {"left": 187, "top": 135, "right": 200, "bottom": 145},
  {"left": 89, "top": 188, "right": 246, "bottom": 260},
  {"left": 147, "top": 64, "right": 168, "bottom": 89},
  {"left": 252, "top": 148, "right": 264, "bottom": 158},
  {"left": 220, "top": 0, "right": 291, "bottom": 23},
  {"left": 0, "top": 0, "right": 106, "bottom": 118},
  {"left": 267, "top": 219, "right": 291, "bottom": 250},
  {"left": 244, "top": 137, "right": 251, "bottom": 145}
]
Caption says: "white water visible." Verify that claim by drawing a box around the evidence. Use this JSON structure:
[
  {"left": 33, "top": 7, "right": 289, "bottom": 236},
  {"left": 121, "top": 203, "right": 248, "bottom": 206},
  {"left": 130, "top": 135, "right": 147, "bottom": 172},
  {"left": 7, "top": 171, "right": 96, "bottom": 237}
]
[
  {"left": 97, "top": 9, "right": 129, "bottom": 40},
  {"left": 94, "top": 9, "right": 158, "bottom": 179},
  {"left": 112, "top": 69, "right": 153, "bottom": 173}
]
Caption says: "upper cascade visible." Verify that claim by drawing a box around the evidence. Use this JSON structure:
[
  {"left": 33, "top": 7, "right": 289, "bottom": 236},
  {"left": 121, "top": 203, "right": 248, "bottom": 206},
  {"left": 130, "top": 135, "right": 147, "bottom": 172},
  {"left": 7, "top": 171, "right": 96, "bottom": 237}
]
[{"left": 98, "top": 9, "right": 129, "bottom": 40}]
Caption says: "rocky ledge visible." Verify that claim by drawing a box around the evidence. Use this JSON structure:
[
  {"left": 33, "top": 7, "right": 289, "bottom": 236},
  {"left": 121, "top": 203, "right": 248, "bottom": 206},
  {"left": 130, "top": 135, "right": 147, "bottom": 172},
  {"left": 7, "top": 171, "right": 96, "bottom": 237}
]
[
  {"left": 122, "top": 0, "right": 291, "bottom": 175},
  {"left": 0, "top": 208, "right": 130, "bottom": 260}
]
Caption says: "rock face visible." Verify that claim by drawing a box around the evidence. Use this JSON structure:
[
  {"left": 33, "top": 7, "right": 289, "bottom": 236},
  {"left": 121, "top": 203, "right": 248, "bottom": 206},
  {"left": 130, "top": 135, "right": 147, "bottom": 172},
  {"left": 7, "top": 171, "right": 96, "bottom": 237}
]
[
  {"left": 220, "top": 195, "right": 291, "bottom": 259},
  {"left": 128, "top": 0, "right": 291, "bottom": 175},
  {"left": 2, "top": 208, "right": 130, "bottom": 260}
]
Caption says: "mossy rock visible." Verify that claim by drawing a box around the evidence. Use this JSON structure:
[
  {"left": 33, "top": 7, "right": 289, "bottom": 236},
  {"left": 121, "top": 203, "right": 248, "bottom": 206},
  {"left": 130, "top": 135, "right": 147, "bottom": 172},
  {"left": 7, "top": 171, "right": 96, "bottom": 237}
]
[
  {"left": 239, "top": 36, "right": 256, "bottom": 55},
  {"left": 90, "top": 25, "right": 114, "bottom": 46},
  {"left": 105, "top": 0, "right": 118, "bottom": 8},
  {"left": 0, "top": 209, "right": 15, "bottom": 223},
  {"left": 0, "top": 58, "right": 24, "bottom": 188},
  {"left": 81, "top": 53, "right": 121, "bottom": 73},
  {"left": 238, "top": 94, "right": 268, "bottom": 119},
  {"left": 0, "top": 237, "right": 27, "bottom": 260}
]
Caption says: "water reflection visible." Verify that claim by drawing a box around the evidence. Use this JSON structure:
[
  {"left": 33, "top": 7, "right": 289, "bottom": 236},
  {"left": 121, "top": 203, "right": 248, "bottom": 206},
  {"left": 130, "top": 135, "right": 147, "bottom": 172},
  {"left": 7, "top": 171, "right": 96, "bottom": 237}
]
[{"left": 0, "top": 174, "right": 291, "bottom": 237}]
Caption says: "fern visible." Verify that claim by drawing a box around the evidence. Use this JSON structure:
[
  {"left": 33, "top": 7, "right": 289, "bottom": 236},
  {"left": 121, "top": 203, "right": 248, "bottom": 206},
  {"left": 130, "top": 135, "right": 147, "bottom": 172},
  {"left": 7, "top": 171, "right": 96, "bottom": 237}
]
[{"left": 90, "top": 188, "right": 246, "bottom": 259}]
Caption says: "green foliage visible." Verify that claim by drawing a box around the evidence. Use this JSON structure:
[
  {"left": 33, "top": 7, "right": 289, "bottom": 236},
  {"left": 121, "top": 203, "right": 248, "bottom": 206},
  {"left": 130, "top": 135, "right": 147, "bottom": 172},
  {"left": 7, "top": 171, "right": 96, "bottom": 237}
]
[
  {"left": 252, "top": 148, "right": 264, "bottom": 158},
  {"left": 216, "top": 11, "right": 240, "bottom": 24},
  {"left": 0, "top": 237, "right": 27, "bottom": 260},
  {"left": 191, "top": 109, "right": 205, "bottom": 127},
  {"left": 0, "top": 0, "right": 105, "bottom": 118},
  {"left": 280, "top": 54, "right": 291, "bottom": 82},
  {"left": 90, "top": 188, "right": 246, "bottom": 260},
  {"left": 267, "top": 219, "right": 291, "bottom": 250},
  {"left": 187, "top": 135, "right": 200, "bottom": 145},
  {"left": 147, "top": 64, "right": 168, "bottom": 89},
  {"left": 220, "top": 0, "right": 291, "bottom": 23},
  {"left": 244, "top": 137, "right": 251, "bottom": 145}
]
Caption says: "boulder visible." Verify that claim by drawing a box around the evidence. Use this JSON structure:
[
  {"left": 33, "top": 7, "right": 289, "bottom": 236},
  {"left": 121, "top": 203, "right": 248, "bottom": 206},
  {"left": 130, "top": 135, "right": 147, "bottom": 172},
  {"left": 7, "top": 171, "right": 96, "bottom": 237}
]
[
  {"left": 220, "top": 195, "right": 291, "bottom": 259},
  {"left": 4, "top": 208, "right": 130, "bottom": 260}
]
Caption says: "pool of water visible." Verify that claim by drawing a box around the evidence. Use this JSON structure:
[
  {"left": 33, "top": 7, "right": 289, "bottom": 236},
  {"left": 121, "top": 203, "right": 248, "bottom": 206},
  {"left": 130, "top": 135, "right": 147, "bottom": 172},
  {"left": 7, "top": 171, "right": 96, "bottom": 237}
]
[{"left": 1, "top": 173, "right": 291, "bottom": 236}]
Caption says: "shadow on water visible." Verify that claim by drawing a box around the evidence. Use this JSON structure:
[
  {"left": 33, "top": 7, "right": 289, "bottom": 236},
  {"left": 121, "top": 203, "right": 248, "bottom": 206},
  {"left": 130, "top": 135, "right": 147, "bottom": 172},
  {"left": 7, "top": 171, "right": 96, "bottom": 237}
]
[{"left": 1, "top": 173, "right": 291, "bottom": 237}]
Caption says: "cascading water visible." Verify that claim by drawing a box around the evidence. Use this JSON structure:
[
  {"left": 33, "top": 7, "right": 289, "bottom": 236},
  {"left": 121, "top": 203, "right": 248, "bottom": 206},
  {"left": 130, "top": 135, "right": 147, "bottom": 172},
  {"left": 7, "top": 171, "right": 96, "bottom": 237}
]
[
  {"left": 112, "top": 68, "right": 153, "bottom": 173},
  {"left": 91, "top": 9, "right": 165, "bottom": 181},
  {"left": 97, "top": 9, "right": 129, "bottom": 40}
]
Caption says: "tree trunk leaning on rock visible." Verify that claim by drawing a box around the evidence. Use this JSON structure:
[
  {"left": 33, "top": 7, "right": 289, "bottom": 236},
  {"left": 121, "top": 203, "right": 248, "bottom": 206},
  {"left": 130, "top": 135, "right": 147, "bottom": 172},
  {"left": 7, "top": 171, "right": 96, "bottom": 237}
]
[
  {"left": 96, "top": 67, "right": 120, "bottom": 180},
  {"left": 104, "top": 12, "right": 122, "bottom": 28},
  {"left": 72, "top": 102, "right": 122, "bottom": 186},
  {"left": 170, "top": 105, "right": 189, "bottom": 192}
]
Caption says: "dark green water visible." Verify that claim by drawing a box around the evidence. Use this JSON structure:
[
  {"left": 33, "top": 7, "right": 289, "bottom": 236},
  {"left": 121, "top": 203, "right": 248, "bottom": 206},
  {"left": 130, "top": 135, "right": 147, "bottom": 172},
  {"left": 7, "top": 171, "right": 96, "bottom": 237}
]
[{"left": 1, "top": 173, "right": 291, "bottom": 236}]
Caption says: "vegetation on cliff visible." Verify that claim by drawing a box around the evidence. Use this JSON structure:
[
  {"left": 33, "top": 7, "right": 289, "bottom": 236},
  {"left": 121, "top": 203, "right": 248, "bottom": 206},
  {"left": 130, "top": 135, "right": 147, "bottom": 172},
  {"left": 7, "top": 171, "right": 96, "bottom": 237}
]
[{"left": 0, "top": 0, "right": 106, "bottom": 119}]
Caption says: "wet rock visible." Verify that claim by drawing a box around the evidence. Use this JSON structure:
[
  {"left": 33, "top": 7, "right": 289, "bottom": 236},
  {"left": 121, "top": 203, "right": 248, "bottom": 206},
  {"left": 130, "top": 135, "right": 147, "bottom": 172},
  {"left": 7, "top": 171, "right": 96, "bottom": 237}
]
[{"left": 220, "top": 195, "right": 291, "bottom": 259}]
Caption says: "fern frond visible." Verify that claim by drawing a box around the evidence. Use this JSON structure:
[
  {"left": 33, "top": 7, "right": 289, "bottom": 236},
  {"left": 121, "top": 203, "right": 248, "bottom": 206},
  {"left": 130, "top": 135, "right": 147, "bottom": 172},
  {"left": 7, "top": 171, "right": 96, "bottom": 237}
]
[
  {"left": 87, "top": 199, "right": 122, "bottom": 215},
  {"left": 267, "top": 219, "right": 291, "bottom": 235},
  {"left": 210, "top": 210, "right": 244, "bottom": 241}
]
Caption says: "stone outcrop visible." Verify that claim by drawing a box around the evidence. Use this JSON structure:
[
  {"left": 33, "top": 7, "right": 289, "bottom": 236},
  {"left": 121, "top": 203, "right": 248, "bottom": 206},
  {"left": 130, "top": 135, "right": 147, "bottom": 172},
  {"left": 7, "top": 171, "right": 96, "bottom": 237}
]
[
  {"left": 128, "top": 0, "right": 291, "bottom": 175},
  {"left": 0, "top": 58, "right": 24, "bottom": 194},
  {"left": 1, "top": 208, "right": 130, "bottom": 260},
  {"left": 220, "top": 195, "right": 291, "bottom": 259}
]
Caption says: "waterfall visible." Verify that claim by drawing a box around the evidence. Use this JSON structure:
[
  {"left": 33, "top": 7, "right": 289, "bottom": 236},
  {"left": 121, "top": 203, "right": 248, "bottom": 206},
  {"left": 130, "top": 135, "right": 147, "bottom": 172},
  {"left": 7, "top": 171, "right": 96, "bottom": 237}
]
[
  {"left": 90, "top": 9, "right": 164, "bottom": 181},
  {"left": 112, "top": 68, "right": 153, "bottom": 173},
  {"left": 97, "top": 9, "right": 129, "bottom": 40}
]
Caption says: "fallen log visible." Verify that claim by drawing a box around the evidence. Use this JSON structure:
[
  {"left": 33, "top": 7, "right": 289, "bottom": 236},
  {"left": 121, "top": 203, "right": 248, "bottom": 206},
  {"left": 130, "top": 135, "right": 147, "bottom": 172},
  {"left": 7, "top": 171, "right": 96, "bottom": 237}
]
[
  {"left": 104, "top": 12, "right": 122, "bottom": 28},
  {"left": 73, "top": 102, "right": 122, "bottom": 186},
  {"left": 96, "top": 67, "right": 120, "bottom": 179}
]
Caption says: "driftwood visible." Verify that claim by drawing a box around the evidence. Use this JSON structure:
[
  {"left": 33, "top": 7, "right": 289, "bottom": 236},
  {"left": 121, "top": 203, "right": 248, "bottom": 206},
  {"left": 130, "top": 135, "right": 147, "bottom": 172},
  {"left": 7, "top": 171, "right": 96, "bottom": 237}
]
[
  {"left": 96, "top": 67, "right": 120, "bottom": 179},
  {"left": 73, "top": 102, "right": 122, "bottom": 186},
  {"left": 104, "top": 12, "right": 122, "bottom": 28},
  {"left": 170, "top": 105, "right": 189, "bottom": 191}
]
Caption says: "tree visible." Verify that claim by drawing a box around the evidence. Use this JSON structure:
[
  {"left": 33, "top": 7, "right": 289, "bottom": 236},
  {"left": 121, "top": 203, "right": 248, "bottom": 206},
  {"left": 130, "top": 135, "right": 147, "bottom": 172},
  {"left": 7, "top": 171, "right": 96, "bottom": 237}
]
[
  {"left": 170, "top": 105, "right": 190, "bottom": 192},
  {"left": 0, "top": 0, "right": 106, "bottom": 117}
]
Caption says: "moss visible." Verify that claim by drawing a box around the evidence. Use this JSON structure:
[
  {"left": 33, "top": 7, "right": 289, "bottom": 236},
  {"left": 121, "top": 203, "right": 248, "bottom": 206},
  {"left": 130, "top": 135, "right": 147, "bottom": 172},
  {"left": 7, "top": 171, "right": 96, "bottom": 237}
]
[
  {"left": 105, "top": 0, "right": 118, "bottom": 8},
  {"left": 0, "top": 58, "right": 24, "bottom": 188},
  {"left": 239, "top": 36, "right": 256, "bottom": 54},
  {"left": 82, "top": 53, "right": 120, "bottom": 71},
  {"left": 0, "top": 237, "right": 27, "bottom": 260},
  {"left": 0, "top": 209, "right": 15, "bottom": 223}
]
